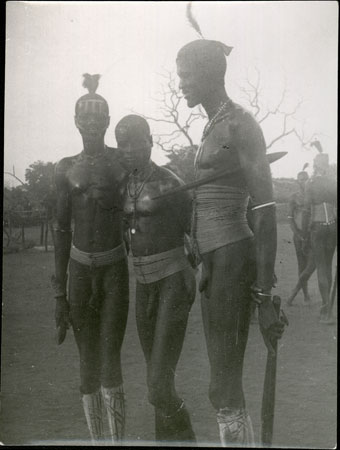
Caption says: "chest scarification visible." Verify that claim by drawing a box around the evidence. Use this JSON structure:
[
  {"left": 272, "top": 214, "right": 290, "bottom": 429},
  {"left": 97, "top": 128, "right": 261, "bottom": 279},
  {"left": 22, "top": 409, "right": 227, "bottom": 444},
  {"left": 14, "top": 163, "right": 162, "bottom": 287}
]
[
  {"left": 124, "top": 182, "right": 164, "bottom": 216},
  {"left": 67, "top": 157, "right": 121, "bottom": 210},
  {"left": 196, "top": 116, "right": 240, "bottom": 173}
]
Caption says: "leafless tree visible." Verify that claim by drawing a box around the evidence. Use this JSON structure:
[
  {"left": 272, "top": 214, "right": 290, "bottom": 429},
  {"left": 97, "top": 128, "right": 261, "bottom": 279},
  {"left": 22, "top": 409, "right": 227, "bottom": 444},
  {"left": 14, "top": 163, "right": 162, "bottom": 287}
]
[
  {"left": 132, "top": 70, "right": 205, "bottom": 154},
  {"left": 238, "top": 67, "right": 317, "bottom": 149},
  {"left": 135, "top": 68, "right": 319, "bottom": 154}
]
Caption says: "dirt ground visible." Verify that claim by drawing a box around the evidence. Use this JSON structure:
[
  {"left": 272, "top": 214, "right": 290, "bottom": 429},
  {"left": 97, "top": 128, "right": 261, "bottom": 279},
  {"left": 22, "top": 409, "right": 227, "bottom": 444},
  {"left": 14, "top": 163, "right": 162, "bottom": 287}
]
[{"left": 1, "top": 223, "right": 337, "bottom": 447}]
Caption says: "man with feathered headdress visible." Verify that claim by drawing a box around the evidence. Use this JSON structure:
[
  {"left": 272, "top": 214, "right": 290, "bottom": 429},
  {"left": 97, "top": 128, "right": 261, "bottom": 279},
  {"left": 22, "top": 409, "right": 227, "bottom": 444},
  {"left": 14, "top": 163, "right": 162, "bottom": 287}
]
[
  {"left": 175, "top": 4, "right": 287, "bottom": 446},
  {"left": 302, "top": 140, "right": 337, "bottom": 323},
  {"left": 52, "top": 74, "right": 129, "bottom": 444}
]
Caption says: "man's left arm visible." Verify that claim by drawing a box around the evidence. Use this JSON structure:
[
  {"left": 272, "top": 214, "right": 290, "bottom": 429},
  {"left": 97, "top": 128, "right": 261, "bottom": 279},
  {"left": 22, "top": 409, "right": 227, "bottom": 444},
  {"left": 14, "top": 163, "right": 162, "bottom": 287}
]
[
  {"left": 237, "top": 113, "right": 276, "bottom": 291},
  {"left": 237, "top": 112, "right": 285, "bottom": 350},
  {"left": 164, "top": 170, "right": 193, "bottom": 235},
  {"left": 165, "top": 173, "right": 196, "bottom": 267}
]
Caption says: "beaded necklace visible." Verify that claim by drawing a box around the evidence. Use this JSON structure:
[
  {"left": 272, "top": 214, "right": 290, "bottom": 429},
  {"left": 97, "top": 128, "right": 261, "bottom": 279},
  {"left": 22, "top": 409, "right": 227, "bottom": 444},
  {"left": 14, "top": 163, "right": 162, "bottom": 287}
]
[
  {"left": 80, "top": 146, "right": 108, "bottom": 166},
  {"left": 191, "top": 100, "right": 232, "bottom": 264},
  {"left": 201, "top": 99, "right": 231, "bottom": 141},
  {"left": 127, "top": 163, "right": 155, "bottom": 234},
  {"left": 194, "top": 100, "right": 232, "bottom": 173}
]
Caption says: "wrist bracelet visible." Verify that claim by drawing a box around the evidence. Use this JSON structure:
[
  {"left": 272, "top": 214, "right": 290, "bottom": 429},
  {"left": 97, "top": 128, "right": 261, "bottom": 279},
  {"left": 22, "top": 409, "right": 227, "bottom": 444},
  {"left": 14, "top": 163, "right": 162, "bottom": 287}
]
[
  {"left": 251, "top": 201, "right": 276, "bottom": 211},
  {"left": 252, "top": 289, "right": 272, "bottom": 306}
]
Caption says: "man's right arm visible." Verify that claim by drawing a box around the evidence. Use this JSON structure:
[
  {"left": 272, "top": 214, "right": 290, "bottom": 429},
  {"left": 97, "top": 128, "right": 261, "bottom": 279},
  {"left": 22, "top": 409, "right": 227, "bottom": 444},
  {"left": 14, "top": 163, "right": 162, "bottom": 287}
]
[
  {"left": 302, "top": 182, "right": 312, "bottom": 238},
  {"left": 53, "top": 160, "right": 72, "bottom": 299},
  {"left": 288, "top": 195, "right": 302, "bottom": 238}
]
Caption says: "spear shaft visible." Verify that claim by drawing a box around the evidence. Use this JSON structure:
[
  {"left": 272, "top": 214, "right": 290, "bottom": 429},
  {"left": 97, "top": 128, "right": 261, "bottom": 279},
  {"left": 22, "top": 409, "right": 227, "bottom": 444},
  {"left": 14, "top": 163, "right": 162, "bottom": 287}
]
[{"left": 152, "top": 151, "right": 287, "bottom": 200}]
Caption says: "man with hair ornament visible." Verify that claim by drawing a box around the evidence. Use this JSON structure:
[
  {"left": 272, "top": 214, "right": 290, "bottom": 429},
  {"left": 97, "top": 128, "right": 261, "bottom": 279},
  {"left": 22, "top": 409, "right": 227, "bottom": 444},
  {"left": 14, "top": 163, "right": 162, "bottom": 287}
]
[{"left": 52, "top": 74, "right": 129, "bottom": 445}]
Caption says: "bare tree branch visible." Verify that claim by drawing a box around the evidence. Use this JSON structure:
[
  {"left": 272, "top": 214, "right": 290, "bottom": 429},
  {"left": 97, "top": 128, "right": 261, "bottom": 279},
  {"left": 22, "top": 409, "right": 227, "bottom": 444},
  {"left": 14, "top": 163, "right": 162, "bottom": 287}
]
[{"left": 239, "top": 69, "right": 320, "bottom": 151}]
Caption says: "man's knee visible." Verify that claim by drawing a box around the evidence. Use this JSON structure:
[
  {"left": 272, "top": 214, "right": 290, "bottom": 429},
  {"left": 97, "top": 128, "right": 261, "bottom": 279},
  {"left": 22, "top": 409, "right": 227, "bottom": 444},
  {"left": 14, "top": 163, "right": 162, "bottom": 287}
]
[{"left": 80, "top": 372, "right": 101, "bottom": 395}]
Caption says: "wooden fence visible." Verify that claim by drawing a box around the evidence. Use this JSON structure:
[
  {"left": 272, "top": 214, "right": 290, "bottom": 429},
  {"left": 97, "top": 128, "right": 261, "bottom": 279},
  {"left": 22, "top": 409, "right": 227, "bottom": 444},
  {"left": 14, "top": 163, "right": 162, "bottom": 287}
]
[{"left": 3, "top": 208, "right": 55, "bottom": 251}]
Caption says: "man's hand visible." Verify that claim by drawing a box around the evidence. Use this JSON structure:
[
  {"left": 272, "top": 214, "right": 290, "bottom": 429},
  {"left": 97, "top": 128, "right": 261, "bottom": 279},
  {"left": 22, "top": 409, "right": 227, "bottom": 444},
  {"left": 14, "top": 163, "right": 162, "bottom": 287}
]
[
  {"left": 199, "top": 265, "right": 211, "bottom": 298},
  {"left": 252, "top": 289, "right": 288, "bottom": 355},
  {"left": 55, "top": 296, "right": 70, "bottom": 345}
]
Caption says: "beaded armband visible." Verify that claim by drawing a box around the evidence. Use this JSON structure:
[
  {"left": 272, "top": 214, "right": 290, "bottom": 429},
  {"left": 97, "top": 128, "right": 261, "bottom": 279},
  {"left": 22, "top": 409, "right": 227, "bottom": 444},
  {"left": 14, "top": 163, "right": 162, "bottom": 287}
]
[{"left": 251, "top": 286, "right": 272, "bottom": 306}]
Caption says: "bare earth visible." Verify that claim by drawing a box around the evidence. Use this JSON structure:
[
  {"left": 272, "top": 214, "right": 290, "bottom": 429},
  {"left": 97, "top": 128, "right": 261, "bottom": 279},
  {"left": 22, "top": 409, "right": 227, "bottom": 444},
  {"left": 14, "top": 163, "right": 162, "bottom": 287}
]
[{"left": 1, "top": 223, "right": 337, "bottom": 447}]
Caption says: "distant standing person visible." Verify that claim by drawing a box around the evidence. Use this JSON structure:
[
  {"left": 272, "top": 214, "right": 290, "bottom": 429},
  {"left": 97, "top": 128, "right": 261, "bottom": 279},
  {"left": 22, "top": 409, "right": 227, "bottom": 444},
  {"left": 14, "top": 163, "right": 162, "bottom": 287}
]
[
  {"left": 52, "top": 74, "right": 129, "bottom": 444},
  {"left": 302, "top": 141, "right": 337, "bottom": 323},
  {"left": 287, "top": 167, "right": 316, "bottom": 305},
  {"left": 116, "top": 114, "right": 197, "bottom": 443}
]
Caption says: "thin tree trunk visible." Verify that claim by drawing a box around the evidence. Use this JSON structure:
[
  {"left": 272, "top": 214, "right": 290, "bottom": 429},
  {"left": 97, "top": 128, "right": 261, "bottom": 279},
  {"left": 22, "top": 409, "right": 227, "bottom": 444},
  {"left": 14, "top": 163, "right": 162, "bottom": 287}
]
[
  {"left": 21, "top": 222, "right": 25, "bottom": 248},
  {"left": 49, "top": 220, "right": 55, "bottom": 247},
  {"left": 44, "top": 218, "right": 48, "bottom": 252},
  {"left": 40, "top": 221, "right": 44, "bottom": 245}
]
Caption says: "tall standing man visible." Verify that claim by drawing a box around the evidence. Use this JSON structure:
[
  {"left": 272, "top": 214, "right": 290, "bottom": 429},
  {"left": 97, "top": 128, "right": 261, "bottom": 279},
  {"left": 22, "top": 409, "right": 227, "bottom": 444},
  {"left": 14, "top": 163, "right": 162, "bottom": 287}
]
[
  {"left": 52, "top": 74, "right": 129, "bottom": 444},
  {"left": 176, "top": 39, "right": 286, "bottom": 446}
]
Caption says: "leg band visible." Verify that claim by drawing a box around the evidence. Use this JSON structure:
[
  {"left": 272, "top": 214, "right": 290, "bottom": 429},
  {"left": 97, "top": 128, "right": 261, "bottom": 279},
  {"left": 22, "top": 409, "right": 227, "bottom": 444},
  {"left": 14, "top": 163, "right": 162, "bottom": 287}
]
[
  {"left": 82, "top": 391, "right": 104, "bottom": 444},
  {"left": 101, "top": 385, "right": 126, "bottom": 444},
  {"left": 217, "top": 407, "right": 255, "bottom": 447}
]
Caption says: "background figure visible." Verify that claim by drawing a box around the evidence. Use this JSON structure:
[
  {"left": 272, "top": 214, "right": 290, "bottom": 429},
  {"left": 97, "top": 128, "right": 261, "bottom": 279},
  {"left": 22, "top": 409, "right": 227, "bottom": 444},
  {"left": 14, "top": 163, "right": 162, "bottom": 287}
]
[
  {"left": 287, "top": 168, "right": 316, "bottom": 305},
  {"left": 176, "top": 39, "right": 286, "bottom": 447},
  {"left": 302, "top": 141, "right": 337, "bottom": 323},
  {"left": 52, "top": 75, "right": 129, "bottom": 444},
  {"left": 116, "top": 115, "right": 196, "bottom": 444}
]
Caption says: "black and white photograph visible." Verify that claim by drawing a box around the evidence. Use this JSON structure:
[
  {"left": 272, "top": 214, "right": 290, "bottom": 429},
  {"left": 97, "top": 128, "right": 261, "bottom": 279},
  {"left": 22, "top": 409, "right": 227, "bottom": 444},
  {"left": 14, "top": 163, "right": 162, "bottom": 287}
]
[{"left": 2, "top": 1, "right": 337, "bottom": 447}]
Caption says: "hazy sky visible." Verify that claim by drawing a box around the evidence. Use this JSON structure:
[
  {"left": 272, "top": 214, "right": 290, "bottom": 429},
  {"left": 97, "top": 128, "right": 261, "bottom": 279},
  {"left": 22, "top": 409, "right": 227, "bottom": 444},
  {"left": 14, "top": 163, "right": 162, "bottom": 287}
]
[{"left": 5, "top": 1, "right": 338, "bottom": 186}]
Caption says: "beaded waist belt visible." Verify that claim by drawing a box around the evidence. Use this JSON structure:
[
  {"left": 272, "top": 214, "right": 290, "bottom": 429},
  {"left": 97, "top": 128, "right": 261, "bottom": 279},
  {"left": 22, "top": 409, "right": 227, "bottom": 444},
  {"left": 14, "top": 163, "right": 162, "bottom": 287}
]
[
  {"left": 70, "top": 242, "right": 127, "bottom": 268},
  {"left": 132, "top": 246, "right": 189, "bottom": 284},
  {"left": 312, "top": 219, "right": 336, "bottom": 227}
]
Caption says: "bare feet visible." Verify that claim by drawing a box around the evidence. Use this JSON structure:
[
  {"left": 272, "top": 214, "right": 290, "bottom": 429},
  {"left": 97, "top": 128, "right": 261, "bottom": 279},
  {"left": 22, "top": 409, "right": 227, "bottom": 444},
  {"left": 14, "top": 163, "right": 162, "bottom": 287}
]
[{"left": 319, "top": 315, "right": 336, "bottom": 325}]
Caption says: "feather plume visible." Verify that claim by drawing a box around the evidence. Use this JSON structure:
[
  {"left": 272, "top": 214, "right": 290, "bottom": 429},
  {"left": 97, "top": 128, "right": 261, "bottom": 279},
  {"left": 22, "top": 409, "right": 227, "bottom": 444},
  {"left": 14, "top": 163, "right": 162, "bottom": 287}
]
[
  {"left": 82, "top": 73, "right": 101, "bottom": 94},
  {"left": 310, "top": 140, "right": 323, "bottom": 153},
  {"left": 186, "top": 2, "right": 204, "bottom": 39},
  {"left": 302, "top": 163, "right": 309, "bottom": 171}
]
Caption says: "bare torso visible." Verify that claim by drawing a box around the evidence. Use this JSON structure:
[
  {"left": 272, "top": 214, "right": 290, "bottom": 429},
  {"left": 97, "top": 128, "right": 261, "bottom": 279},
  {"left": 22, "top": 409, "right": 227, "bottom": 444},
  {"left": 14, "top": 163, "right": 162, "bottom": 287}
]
[
  {"left": 194, "top": 102, "right": 251, "bottom": 190},
  {"left": 122, "top": 164, "right": 191, "bottom": 256},
  {"left": 290, "top": 191, "right": 305, "bottom": 230},
  {"left": 306, "top": 175, "right": 337, "bottom": 223},
  {"left": 55, "top": 147, "right": 127, "bottom": 252}
]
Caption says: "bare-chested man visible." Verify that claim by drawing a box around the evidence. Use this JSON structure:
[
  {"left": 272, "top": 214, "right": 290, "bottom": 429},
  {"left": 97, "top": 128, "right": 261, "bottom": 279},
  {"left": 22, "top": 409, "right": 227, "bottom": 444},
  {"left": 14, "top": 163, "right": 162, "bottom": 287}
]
[
  {"left": 176, "top": 40, "right": 286, "bottom": 446},
  {"left": 287, "top": 169, "right": 316, "bottom": 306},
  {"left": 116, "top": 115, "right": 196, "bottom": 443},
  {"left": 302, "top": 144, "right": 337, "bottom": 323},
  {"left": 52, "top": 74, "right": 128, "bottom": 444}
]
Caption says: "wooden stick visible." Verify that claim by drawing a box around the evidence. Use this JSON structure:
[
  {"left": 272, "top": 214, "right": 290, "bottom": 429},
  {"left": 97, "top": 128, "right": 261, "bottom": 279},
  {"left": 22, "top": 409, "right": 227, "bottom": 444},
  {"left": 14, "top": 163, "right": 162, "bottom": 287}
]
[
  {"left": 40, "top": 221, "right": 44, "bottom": 245},
  {"left": 261, "top": 295, "right": 281, "bottom": 447},
  {"left": 44, "top": 217, "right": 48, "bottom": 252}
]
